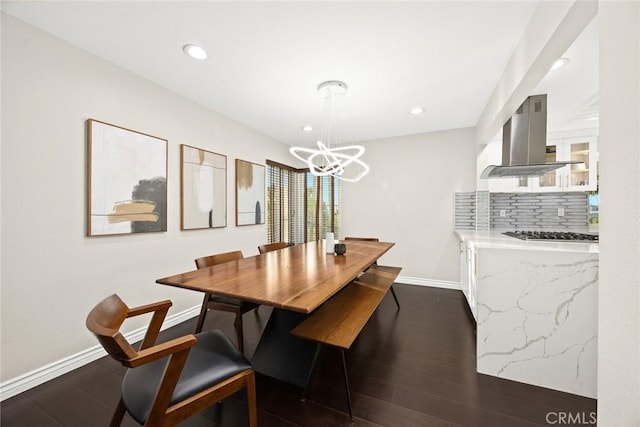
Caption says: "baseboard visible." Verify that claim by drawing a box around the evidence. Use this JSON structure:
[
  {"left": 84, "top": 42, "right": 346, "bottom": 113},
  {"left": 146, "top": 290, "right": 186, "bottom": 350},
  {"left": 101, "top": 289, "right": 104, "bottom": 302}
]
[
  {"left": 396, "top": 275, "right": 462, "bottom": 290},
  {"left": 0, "top": 305, "right": 200, "bottom": 402}
]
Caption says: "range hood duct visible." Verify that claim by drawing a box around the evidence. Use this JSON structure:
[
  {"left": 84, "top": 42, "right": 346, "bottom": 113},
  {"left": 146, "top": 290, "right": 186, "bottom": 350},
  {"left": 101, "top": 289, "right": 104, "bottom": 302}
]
[{"left": 481, "top": 94, "right": 582, "bottom": 178}]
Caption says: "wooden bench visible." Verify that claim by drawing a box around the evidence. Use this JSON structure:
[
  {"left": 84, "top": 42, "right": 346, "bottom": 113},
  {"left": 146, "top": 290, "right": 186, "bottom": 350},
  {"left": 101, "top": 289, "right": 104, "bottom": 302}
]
[{"left": 290, "top": 265, "right": 402, "bottom": 420}]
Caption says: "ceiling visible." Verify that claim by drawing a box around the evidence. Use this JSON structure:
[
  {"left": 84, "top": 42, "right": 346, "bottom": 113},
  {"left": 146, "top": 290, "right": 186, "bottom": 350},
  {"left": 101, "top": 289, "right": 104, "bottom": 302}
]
[{"left": 2, "top": 1, "right": 598, "bottom": 146}]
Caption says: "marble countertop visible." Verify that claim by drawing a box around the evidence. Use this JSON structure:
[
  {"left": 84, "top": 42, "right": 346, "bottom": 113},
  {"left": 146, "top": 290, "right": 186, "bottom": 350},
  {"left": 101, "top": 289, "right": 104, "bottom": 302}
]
[{"left": 455, "top": 229, "right": 600, "bottom": 254}]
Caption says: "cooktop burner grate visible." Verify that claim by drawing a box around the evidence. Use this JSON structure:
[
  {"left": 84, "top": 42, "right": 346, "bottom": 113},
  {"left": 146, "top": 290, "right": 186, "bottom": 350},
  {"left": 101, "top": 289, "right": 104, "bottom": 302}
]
[{"left": 503, "top": 231, "right": 599, "bottom": 242}]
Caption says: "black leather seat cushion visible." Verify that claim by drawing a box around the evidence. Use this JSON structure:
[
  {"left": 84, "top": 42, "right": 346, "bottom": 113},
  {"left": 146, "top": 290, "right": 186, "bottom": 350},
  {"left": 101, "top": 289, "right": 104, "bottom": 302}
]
[{"left": 122, "top": 330, "right": 251, "bottom": 424}]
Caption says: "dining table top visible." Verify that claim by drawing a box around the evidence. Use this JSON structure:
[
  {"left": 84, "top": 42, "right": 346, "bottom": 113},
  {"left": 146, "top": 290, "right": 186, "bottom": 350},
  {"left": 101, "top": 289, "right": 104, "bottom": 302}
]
[{"left": 156, "top": 240, "right": 395, "bottom": 313}]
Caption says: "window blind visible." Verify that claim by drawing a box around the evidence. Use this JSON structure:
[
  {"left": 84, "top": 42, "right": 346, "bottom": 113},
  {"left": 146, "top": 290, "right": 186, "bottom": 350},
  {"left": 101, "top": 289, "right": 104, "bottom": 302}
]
[{"left": 266, "top": 160, "right": 340, "bottom": 244}]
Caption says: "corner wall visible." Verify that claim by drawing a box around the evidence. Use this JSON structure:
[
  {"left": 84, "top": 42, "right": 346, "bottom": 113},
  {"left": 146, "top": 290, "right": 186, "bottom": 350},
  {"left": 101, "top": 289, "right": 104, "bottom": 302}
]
[
  {"left": 341, "top": 128, "right": 477, "bottom": 284},
  {"left": 0, "top": 14, "right": 292, "bottom": 384},
  {"left": 597, "top": 1, "right": 640, "bottom": 424}
]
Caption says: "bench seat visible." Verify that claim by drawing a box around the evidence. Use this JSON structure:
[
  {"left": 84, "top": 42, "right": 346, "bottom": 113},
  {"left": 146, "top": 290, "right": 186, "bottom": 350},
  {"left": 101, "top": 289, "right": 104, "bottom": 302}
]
[
  {"left": 290, "top": 265, "right": 402, "bottom": 421},
  {"left": 291, "top": 265, "right": 402, "bottom": 349}
]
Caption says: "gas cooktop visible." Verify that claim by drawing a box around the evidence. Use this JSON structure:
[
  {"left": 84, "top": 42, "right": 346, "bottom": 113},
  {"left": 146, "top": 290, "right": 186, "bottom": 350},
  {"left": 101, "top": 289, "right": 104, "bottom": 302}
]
[{"left": 503, "top": 231, "right": 599, "bottom": 242}]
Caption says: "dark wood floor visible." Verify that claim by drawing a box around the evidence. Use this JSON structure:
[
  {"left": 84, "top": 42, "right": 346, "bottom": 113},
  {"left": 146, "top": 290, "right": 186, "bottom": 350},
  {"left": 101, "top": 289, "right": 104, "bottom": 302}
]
[{"left": 1, "top": 285, "right": 597, "bottom": 426}]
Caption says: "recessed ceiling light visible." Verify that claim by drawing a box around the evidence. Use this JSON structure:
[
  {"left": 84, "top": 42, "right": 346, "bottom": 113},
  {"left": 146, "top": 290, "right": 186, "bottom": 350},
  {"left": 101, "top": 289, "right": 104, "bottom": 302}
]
[
  {"left": 302, "top": 125, "right": 313, "bottom": 132},
  {"left": 550, "top": 57, "right": 569, "bottom": 72},
  {"left": 410, "top": 107, "right": 425, "bottom": 115},
  {"left": 183, "top": 44, "right": 207, "bottom": 60}
]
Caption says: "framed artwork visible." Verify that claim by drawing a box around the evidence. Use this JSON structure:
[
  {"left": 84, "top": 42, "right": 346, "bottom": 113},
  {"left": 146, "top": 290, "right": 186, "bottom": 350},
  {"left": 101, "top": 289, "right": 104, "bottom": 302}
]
[
  {"left": 181, "top": 144, "right": 227, "bottom": 230},
  {"left": 87, "top": 119, "right": 167, "bottom": 236},
  {"left": 235, "top": 159, "right": 265, "bottom": 226}
]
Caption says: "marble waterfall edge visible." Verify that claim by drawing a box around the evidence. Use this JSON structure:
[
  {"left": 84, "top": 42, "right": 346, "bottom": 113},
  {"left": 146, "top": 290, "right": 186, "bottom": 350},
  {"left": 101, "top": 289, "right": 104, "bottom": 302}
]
[{"left": 476, "top": 248, "right": 598, "bottom": 398}]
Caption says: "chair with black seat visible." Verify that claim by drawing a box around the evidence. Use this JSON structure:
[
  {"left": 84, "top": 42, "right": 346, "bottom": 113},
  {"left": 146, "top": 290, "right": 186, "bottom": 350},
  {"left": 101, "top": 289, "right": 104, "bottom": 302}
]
[
  {"left": 257, "top": 241, "right": 288, "bottom": 254},
  {"left": 194, "top": 250, "right": 259, "bottom": 354},
  {"left": 344, "top": 236, "right": 401, "bottom": 309},
  {"left": 86, "top": 294, "right": 257, "bottom": 427}
]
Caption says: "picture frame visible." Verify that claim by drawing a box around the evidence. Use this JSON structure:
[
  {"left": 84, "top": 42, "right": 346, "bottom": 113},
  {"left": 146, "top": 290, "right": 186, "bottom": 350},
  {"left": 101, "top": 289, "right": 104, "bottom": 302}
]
[
  {"left": 180, "top": 144, "right": 227, "bottom": 230},
  {"left": 235, "top": 159, "right": 265, "bottom": 226},
  {"left": 87, "top": 119, "right": 168, "bottom": 236}
]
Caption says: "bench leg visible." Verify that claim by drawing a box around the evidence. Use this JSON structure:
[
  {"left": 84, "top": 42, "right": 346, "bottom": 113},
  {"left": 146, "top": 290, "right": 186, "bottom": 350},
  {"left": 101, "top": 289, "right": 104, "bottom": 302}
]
[
  {"left": 340, "top": 349, "right": 354, "bottom": 422},
  {"left": 301, "top": 344, "right": 322, "bottom": 402},
  {"left": 390, "top": 285, "right": 400, "bottom": 310},
  {"left": 301, "top": 346, "right": 354, "bottom": 421}
]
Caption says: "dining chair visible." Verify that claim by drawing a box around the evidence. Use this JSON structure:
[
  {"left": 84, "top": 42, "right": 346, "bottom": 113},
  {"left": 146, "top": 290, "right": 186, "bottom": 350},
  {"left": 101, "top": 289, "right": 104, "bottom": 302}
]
[
  {"left": 194, "top": 250, "right": 259, "bottom": 354},
  {"left": 257, "top": 241, "right": 288, "bottom": 254},
  {"left": 344, "top": 236, "right": 401, "bottom": 309},
  {"left": 86, "top": 294, "right": 257, "bottom": 427}
]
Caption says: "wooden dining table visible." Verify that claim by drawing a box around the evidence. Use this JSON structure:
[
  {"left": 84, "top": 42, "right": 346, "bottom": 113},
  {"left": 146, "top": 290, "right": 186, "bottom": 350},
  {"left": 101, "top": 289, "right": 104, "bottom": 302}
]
[
  {"left": 157, "top": 239, "right": 394, "bottom": 313},
  {"left": 156, "top": 239, "right": 395, "bottom": 387}
]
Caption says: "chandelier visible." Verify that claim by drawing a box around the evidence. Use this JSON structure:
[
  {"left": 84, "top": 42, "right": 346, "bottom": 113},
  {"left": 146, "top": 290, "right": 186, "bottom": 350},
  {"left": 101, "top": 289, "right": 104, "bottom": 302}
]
[{"left": 290, "top": 80, "right": 369, "bottom": 182}]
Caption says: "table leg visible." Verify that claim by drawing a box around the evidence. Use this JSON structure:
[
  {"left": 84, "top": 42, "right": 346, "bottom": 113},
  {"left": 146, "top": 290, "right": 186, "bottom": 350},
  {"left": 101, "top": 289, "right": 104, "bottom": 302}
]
[{"left": 250, "top": 308, "right": 317, "bottom": 388}]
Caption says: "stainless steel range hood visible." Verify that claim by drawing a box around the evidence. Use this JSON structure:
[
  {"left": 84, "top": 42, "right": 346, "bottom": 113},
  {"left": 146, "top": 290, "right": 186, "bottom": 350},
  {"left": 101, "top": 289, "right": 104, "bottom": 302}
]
[{"left": 481, "top": 94, "right": 582, "bottom": 178}]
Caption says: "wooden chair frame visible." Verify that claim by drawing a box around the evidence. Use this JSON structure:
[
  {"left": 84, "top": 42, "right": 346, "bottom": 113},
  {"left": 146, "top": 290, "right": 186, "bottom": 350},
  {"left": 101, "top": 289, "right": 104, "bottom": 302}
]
[
  {"left": 257, "top": 241, "right": 288, "bottom": 254},
  {"left": 194, "top": 251, "right": 259, "bottom": 354},
  {"left": 86, "top": 294, "right": 257, "bottom": 427}
]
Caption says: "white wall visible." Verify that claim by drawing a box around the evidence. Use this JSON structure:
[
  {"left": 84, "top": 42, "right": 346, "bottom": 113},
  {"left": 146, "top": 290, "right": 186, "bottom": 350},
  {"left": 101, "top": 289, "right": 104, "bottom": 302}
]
[
  {"left": 342, "top": 128, "right": 477, "bottom": 283},
  {"left": 598, "top": 1, "right": 640, "bottom": 424},
  {"left": 0, "top": 14, "right": 293, "bottom": 382}
]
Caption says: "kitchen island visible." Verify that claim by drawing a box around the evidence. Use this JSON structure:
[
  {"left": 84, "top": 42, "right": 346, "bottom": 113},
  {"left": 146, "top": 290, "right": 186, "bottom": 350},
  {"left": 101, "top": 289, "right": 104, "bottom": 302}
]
[{"left": 456, "top": 230, "right": 598, "bottom": 398}]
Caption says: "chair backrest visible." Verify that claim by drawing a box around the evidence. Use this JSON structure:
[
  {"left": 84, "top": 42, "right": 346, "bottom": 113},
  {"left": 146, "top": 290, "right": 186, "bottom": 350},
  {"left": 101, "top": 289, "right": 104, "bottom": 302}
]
[
  {"left": 195, "top": 250, "right": 244, "bottom": 269},
  {"left": 257, "top": 242, "right": 288, "bottom": 254},
  {"left": 86, "top": 294, "right": 138, "bottom": 363},
  {"left": 344, "top": 237, "right": 379, "bottom": 242},
  {"left": 87, "top": 294, "right": 175, "bottom": 368}
]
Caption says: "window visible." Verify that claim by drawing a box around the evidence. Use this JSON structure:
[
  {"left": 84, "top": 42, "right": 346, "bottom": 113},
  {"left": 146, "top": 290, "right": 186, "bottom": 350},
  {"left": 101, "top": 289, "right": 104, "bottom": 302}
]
[
  {"left": 266, "top": 161, "right": 305, "bottom": 244},
  {"left": 305, "top": 173, "right": 341, "bottom": 242},
  {"left": 266, "top": 160, "right": 340, "bottom": 244}
]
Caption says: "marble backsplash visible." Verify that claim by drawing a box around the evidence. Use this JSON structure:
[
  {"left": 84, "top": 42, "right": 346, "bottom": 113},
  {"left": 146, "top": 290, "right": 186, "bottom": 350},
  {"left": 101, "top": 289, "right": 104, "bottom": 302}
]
[{"left": 455, "top": 191, "right": 589, "bottom": 230}]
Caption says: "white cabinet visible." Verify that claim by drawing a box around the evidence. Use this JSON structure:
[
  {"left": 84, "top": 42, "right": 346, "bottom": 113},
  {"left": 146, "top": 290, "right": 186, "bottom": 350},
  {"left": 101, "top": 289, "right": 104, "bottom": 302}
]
[
  {"left": 460, "top": 240, "right": 468, "bottom": 303},
  {"left": 460, "top": 240, "right": 477, "bottom": 321},
  {"left": 535, "top": 136, "right": 598, "bottom": 192},
  {"left": 486, "top": 136, "right": 598, "bottom": 193}
]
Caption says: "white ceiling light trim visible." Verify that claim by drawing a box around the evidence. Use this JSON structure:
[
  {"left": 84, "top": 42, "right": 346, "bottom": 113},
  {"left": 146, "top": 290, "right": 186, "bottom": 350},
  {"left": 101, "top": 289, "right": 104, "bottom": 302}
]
[
  {"left": 290, "top": 80, "right": 369, "bottom": 182},
  {"left": 182, "top": 44, "right": 208, "bottom": 60},
  {"left": 410, "top": 106, "right": 425, "bottom": 115},
  {"left": 550, "top": 57, "right": 569, "bottom": 71}
]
